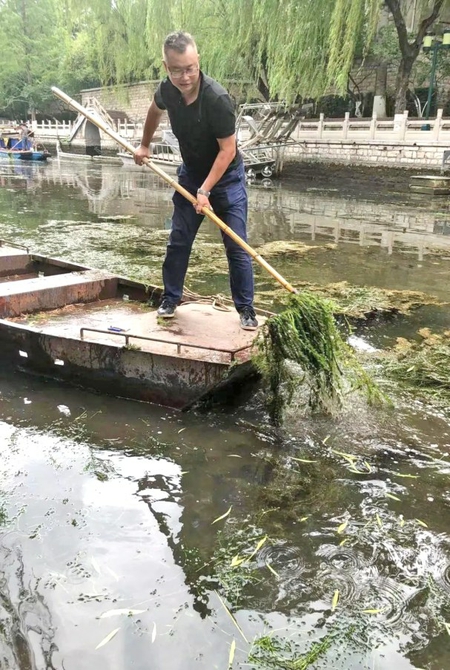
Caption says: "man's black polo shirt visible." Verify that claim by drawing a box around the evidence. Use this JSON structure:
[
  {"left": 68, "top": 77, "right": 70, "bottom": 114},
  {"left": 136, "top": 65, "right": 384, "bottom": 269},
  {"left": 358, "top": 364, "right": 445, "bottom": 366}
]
[{"left": 154, "top": 72, "right": 240, "bottom": 181}]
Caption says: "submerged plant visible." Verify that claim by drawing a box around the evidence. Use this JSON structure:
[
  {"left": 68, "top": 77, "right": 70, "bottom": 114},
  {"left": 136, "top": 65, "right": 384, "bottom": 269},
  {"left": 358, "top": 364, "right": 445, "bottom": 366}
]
[
  {"left": 253, "top": 292, "right": 384, "bottom": 425},
  {"left": 248, "top": 630, "right": 336, "bottom": 669},
  {"left": 382, "top": 330, "right": 450, "bottom": 401}
]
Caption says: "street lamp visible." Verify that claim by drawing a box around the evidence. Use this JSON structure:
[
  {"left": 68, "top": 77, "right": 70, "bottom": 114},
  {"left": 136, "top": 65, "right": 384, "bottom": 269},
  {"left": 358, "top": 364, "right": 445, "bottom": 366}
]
[{"left": 423, "top": 30, "right": 450, "bottom": 121}]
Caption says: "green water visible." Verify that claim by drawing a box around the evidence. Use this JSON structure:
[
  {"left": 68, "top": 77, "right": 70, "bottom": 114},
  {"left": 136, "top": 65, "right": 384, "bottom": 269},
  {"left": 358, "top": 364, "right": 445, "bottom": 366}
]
[{"left": 1, "top": 159, "right": 450, "bottom": 669}]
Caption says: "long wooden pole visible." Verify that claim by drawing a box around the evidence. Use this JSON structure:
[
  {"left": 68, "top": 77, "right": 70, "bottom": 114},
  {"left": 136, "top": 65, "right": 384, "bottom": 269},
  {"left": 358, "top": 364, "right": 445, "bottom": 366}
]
[{"left": 51, "top": 86, "right": 298, "bottom": 294}]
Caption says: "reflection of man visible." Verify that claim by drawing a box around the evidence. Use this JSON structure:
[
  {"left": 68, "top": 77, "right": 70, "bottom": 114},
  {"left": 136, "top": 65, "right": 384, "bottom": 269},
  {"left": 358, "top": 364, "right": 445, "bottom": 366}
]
[{"left": 134, "top": 31, "right": 258, "bottom": 330}]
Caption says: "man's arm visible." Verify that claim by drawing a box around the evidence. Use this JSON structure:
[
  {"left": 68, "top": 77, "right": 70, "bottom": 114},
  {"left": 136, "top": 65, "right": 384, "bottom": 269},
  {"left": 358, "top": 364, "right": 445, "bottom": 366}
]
[
  {"left": 201, "top": 135, "right": 236, "bottom": 193},
  {"left": 194, "top": 135, "right": 236, "bottom": 212},
  {"left": 134, "top": 100, "right": 164, "bottom": 164}
]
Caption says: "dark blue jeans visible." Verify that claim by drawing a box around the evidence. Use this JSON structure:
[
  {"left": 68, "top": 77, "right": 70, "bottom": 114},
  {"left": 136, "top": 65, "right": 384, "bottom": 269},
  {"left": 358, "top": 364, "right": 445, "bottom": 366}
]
[{"left": 162, "top": 160, "right": 254, "bottom": 312}]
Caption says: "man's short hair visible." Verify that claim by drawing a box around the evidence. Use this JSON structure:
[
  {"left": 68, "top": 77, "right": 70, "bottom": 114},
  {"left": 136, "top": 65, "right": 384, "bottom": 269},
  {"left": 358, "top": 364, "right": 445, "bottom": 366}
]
[{"left": 163, "top": 31, "right": 197, "bottom": 58}]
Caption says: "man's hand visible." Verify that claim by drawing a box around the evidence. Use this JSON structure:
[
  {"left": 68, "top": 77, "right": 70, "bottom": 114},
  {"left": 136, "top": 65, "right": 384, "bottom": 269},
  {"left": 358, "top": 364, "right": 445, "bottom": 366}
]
[
  {"left": 194, "top": 192, "right": 211, "bottom": 214},
  {"left": 134, "top": 144, "right": 150, "bottom": 165}
]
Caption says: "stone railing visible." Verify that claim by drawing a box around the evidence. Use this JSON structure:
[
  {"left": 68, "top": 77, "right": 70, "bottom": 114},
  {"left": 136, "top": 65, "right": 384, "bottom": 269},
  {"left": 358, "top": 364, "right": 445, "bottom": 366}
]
[{"left": 292, "top": 109, "right": 449, "bottom": 143}]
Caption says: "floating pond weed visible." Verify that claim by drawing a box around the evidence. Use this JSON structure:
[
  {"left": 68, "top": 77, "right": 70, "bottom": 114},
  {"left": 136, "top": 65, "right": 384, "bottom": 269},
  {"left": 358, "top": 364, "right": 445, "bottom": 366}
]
[{"left": 253, "top": 292, "right": 385, "bottom": 425}]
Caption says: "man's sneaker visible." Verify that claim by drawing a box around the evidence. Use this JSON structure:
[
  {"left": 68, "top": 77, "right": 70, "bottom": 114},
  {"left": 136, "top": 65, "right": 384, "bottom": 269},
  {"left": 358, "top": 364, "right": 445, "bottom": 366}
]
[
  {"left": 157, "top": 299, "right": 177, "bottom": 318},
  {"left": 239, "top": 306, "right": 258, "bottom": 331}
]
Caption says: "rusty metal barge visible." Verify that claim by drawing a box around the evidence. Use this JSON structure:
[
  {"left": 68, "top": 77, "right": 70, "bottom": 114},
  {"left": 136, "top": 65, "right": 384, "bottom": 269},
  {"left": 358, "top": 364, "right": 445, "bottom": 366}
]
[{"left": 0, "top": 242, "right": 263, "bottom": 408}]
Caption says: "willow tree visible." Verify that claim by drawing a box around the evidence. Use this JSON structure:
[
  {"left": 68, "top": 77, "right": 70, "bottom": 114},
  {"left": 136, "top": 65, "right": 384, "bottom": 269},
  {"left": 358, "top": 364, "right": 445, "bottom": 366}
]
[{"left": 0, "top": 0, "right": 66, "bottom": 119}]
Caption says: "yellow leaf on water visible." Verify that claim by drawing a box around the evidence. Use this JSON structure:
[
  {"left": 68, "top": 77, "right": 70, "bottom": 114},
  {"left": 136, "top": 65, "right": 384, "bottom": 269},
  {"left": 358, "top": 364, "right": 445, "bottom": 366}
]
[
  {"left": 399, "top": 518, "right": 405, "bottom": 527},
  {"left": 386, "top": 493, "right": 401, "bottom": 501},
  {"left": 247, "top": 536, "right": 268, "bottom": 561},
  {"left": 395, "top": 473, "right": 419, "bottom": 479},
  {"left": 339, "top": 538, "right": 349, "bottom": 546},
  {"left": 364, "top": 461, "right": 372, "bottom": 473},
  {"left": 332, "top": 449, "right": 357, "bottom": 463},
  {"left": 212, "top": 506, "right": 232, "bottom": 525},
  {"left": 337, "top": 520, "right": 348, "bottom": 534},
  {"left": 444, "top": 622, "right": 450, "bottom": 636},
  {"left": 362, "top": 608, "right": 386, "bottom": 615},
  {"left": 376, "top": 514, "right": 382, "bottom": 528},
  {"left": 178, "top": 428, "right": 186, "bottom": 433},
  {"left": 100, "top": 609, "right": 145, "bottom": 619},
  {"left": 266, "top": 562, "right": 279, "bottom": 577},
  {"left": 228, "top": 639, "right": 236, "bottom": 668},
  {"left": 231, "top": 555, "right": 246, "bottom": 568},
  {"left": 299, "top": 516, "right": 309, "bottom": 522},
  {"left": 95, "top": 627, "right": 120, "bottom": 650},
  {"left": 332, "top": 590, "right": 339, "bottom": 612},
  {"left": 416, "top": 519, "right": 428, "bottom": 528},
  {"left": 322, "top": 435, "right": 330, "bottom": 445},
  {"left": 228, "top": 455, "right": 242, "bottom": 458},
  {"left": 292, "top": 457, "right": 317, "bottom": 463}
]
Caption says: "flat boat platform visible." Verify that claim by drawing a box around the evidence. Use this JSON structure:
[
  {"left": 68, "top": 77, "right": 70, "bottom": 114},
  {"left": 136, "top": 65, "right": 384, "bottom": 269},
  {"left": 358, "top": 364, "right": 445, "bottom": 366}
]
[{"left": 0, "top": 242, "right": 263, "bottom": 408}]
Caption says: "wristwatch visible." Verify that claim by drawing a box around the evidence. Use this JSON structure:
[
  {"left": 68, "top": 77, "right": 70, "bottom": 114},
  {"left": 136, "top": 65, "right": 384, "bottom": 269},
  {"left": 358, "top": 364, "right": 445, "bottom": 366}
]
[{"left": 197, "top": 188, "right": 210, "bottom": 197}]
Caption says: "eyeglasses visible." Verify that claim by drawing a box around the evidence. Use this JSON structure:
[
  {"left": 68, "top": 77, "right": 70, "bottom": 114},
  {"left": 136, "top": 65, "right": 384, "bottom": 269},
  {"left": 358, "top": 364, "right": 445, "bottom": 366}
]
[{"left": 168, "top": 65, "right": 199, "bottom": 78}]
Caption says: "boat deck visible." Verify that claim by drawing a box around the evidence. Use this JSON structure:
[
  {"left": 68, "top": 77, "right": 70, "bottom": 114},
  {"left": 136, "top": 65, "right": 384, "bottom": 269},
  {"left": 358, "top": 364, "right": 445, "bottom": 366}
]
[{"left": 9, "top": 299, "right": 260, "bottom": 364}]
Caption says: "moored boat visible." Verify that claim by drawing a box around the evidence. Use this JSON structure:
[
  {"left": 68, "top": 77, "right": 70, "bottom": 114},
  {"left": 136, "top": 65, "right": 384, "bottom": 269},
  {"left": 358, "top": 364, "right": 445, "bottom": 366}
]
[
  {"left": 0, "top": 241, "right": 263, "bottom": 409},
  {"left": 0, "top": 127, "right": 50, "bottom": 161}
]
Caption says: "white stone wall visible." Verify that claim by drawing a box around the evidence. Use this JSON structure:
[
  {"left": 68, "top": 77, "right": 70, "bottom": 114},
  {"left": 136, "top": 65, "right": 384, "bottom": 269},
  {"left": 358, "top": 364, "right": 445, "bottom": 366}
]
[{"left": 284, "top": 141, "right": 447, "bottom": 169}]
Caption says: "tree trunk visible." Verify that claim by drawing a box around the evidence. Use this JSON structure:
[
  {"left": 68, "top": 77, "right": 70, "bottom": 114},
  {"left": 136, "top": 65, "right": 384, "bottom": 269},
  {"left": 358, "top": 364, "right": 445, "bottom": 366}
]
[
  {"left": 385, "top": 0, "right": 444, "bottom": 114},
  {"left": 394, "top": 58, "right": 414, "bottom": 113}
]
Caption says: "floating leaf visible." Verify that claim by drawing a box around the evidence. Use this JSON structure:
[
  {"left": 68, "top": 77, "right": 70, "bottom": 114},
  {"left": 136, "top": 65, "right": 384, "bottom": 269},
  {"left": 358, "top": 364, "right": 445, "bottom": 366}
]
[
  {"left": 337, "top": 520, "right": 348, "bottom": 534},
  {"left": 416, "top": 519, "right": 428, "bottom": 528},
  {"left": 231, "top": 555, "right": 246, "bottom": 567},
  {"left": 362, "top": 608, "right": 386, "bottom": 615},
  {"left": 331, "top": 590, "right": 339, "bottom": 612},
  {"left": 247, "top": 536, "right": 268, "bottom": 561},
  {"left": 376, "top": 514, "right": 382, "bottom": 528},
  {"left": 292, "top": 457, "right": 317, "bottom": 463},
  {"left": 299, "top": 516, "right": 309, "bottom": 522},
  {"left": 395, "top": 473, "right": 419, "bottom": 479},
  {"left": 332, "top": 449, "right": 357, "bottom": 463},
  {"left": 322, "top": 435, "right": 330, "bottom": 445},
  {"left": 266, "top": 562, "right": 280, "bottom": 577},
  {"left": 212, "top": 506, "right": 232, "bottom": 525},
  {"left": 95, "top": 627, "right": 120, "bottom": 649},
  {"left": 178, "top": 428, "right": 186, "bottom": 433},
  {"left": 228, "top": 639, "right": 236, "bottom": 668},
  {"left": 228, "top": 455, "right": 242, "bottom": 458},
  {"left": 399, "top": 518, "right": 405, "bottom": 528},
  {"left": 363, "top": 461, "right": 372, "bottom": 473},
  {"left": 100, "top": 609, "right": 145, "bottom": 618},
  {"left": 339, "top": 538, "right": 349, "bottom": 547},
  {"left": 151, "top": 622, "right": 157, "bottom": 643},
  {"left": 444, "top": 622, "right": 450, "bottom": 636},
  {"left": 406, "top": 366, "right": 415, "bottom": 372},
  {"left": 215, "top": 591, "right": 249, "bottom": 643},
  {"left": 386, "top": 493, "right": 401, "bottom": 501}
]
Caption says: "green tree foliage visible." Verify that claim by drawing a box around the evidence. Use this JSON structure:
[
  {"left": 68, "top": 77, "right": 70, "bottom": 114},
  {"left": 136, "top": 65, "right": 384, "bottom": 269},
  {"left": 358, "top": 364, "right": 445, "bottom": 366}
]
[{"left": 1, "top": 0, "right": 449, "bottom": 118}]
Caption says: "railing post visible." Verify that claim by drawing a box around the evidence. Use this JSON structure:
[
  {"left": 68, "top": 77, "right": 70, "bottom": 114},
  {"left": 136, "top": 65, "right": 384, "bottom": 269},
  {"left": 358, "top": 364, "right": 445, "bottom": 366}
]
[
  {"left": 318, "top": 113, "right": 324, "bottom": 139},
  {"left": 433, "top": 108, "right": 443, "bottom": 141},
  {"left": 400, "top": 110, "right": 408, "bottom": 140},
  {"left": 343, "top": 112, "right": 349, "bottom": 139},
  {"left": 370, "top": 112, "right": 377, "bottom": 139}
]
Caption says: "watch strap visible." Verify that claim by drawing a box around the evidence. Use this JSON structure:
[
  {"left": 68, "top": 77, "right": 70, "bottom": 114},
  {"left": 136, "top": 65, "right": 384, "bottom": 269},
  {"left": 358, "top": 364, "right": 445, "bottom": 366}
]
[{"left": 197, "top": 188, "right": 210, "bottom": 197}]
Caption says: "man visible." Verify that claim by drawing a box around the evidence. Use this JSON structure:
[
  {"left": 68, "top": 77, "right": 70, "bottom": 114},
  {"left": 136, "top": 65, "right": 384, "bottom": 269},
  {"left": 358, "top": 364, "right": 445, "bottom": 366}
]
[{"left": 134, "top": 31, "right": 258, "bottom": 331}]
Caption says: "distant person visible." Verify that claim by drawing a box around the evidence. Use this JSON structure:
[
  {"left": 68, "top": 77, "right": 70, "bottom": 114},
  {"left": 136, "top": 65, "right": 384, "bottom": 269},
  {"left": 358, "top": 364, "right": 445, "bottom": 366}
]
[{"left": 134, "top": 31, "right": 257, "bottom": 330}]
